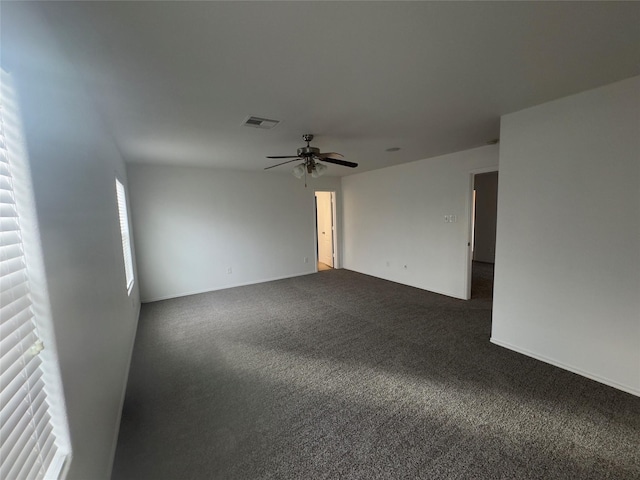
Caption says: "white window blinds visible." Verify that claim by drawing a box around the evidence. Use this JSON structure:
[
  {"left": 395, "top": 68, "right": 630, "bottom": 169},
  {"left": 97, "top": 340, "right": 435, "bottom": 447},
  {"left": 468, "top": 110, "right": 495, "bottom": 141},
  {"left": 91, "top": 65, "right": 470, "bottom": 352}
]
[
  {"left": 115, "top": 179, "right": 134, "bottom": 293},
  {"left": 1, "top": 73, "right": 70, "bottom": 479}
]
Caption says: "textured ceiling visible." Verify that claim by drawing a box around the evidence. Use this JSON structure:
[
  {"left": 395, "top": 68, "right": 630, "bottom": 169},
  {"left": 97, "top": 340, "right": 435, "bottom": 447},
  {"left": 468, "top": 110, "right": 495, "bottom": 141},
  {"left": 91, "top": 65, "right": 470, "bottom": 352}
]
[{"left": 6, "top": 1, "right": 640, "bottom": 175}]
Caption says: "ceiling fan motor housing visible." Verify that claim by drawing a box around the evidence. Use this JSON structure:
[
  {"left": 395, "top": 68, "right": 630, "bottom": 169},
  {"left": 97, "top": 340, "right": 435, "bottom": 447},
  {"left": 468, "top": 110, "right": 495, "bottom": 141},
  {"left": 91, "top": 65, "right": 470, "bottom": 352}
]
[{"left": 297, "top": 146, "right": 320, "bottom": 158}]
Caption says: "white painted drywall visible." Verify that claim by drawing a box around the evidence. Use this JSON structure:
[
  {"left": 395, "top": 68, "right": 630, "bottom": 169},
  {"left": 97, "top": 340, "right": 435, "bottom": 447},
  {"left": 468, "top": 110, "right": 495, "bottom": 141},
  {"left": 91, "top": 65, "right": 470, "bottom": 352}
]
[
  {"left": 2, "top": 4, "right": 141, "bottom": 479},
  {"left": 127, "top": 164, "right": 341, "bottom": 302},
  {"left": 341, "top": 145, "right": 499, "bottom": 299},
  {"left": 492, "top": 76, "right": 640, "bottom": 395},
  {"left": 473, "top": 171, "right": 498, "bottom": 263}
]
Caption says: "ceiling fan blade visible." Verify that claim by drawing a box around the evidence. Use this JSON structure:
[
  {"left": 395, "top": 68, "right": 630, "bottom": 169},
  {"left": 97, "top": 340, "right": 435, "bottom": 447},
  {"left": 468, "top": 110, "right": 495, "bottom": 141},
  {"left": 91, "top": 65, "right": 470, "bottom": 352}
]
[
  {"left": 318, "top": 152, "right": 345, "bottom": 159},
  {"left": 320, "top": 158, "right": 358, "bottom": 168},
  {"left": 266, "top": 155, "right": 299, "bottom": 159},
  {"left": 264, "top": 158, "right": 300, "bottom": 170}
]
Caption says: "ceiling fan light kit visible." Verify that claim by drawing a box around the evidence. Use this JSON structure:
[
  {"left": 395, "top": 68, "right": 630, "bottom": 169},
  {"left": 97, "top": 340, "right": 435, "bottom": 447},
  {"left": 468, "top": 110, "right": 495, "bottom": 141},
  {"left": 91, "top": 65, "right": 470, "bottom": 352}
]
[
  {"left": 265, "top": 134, "right": 358, "bottom": 187},
  {"left": 311, "top": 163, "right": 328, "bottom": 178},
  {"left": 292, "top": 164, "right": 305, "bottom": 179}
]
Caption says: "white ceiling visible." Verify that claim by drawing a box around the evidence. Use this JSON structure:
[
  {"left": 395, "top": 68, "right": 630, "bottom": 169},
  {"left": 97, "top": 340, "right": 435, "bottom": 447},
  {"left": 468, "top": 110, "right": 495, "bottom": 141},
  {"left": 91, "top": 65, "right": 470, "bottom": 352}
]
[{"left": 14, "top": 2, "right": 640, "bottom": 175}]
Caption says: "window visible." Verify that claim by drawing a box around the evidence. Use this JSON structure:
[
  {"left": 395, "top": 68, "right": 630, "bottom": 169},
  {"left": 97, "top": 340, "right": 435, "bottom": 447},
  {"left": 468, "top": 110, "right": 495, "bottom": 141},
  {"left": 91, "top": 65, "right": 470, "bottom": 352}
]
[
  {"left": 1, "top": 71, "right": 71, "bottom": 479},
  {"left": 115, "top": 178, "right": 134, "bottom": 293}
]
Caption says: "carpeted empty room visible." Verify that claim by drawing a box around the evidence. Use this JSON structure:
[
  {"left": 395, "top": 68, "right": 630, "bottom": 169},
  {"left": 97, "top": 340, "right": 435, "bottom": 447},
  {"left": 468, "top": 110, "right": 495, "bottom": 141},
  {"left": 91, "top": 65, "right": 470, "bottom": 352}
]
[{"left": 112, "top": 267, "right": 640, "bottom": 479}]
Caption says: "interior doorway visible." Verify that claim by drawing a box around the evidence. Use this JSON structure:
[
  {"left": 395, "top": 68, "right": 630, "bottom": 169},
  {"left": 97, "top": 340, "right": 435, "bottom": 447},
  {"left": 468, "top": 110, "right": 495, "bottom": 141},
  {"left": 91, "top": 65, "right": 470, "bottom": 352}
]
[
  {"left": 315, "top": 191, "right": 336, "bottom": 272},
  {"left": 467, "top": 170, "right": 498, "bottom": 300}
]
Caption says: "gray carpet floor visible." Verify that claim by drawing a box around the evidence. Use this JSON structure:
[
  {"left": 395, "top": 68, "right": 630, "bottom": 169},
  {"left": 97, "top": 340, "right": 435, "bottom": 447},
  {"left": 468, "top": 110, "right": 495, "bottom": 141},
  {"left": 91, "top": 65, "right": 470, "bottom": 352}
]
[{"left": 112, "top": 265, "right": 640, "bottom": 479}]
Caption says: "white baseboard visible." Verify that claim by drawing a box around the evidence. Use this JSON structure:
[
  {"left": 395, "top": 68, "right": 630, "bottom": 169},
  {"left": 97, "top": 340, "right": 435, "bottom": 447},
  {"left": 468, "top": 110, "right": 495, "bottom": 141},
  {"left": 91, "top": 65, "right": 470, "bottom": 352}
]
[
  {"left": 490, "top": 337, "right": 640, "bottom": 397},
  {"left": 141, "top": 271, "right": 316, "bottom": 303}
]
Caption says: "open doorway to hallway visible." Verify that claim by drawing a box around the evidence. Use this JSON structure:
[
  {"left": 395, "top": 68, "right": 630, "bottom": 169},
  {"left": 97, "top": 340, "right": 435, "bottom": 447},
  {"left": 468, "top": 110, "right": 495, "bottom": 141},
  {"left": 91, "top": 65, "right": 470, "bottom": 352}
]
[
  {"left": 470, "top": 171, "right": 498, "bottom": 299},
  {"left": 315, "top": 191, "right": 336, "bottom": 272}
]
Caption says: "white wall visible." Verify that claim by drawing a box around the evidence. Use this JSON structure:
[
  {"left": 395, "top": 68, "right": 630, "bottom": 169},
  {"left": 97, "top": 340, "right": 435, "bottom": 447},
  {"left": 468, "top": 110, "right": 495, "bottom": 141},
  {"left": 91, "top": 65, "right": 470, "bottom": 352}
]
[
  {"left": 2, "top": 4, "right": 141, "bottom": 479},
  {"left": 128, "top": 164, "right": 341, "bottom": 302},
  {"left": 492, "top": 76, "right": 640, "bottom": 396},
  {"left": 341, "top": 145, "right": 499, "bottom": 299}
]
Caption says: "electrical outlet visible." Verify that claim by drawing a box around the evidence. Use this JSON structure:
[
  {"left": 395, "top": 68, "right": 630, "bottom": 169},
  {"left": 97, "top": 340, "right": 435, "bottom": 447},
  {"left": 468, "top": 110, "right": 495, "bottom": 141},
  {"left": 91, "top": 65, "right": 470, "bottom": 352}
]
[
  {"left": 304, "top": 257, "right": 309, "bottom": 263},
  {"left": 226, "top": 267, "right": 232, "bottom": 274}
]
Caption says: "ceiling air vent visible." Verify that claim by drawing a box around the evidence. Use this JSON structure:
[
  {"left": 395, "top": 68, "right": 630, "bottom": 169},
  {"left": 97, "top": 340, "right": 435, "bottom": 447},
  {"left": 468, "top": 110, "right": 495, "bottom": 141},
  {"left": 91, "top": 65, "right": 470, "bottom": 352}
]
[{"left": 242, "top": 116, "right": 280, "bottom": 129}]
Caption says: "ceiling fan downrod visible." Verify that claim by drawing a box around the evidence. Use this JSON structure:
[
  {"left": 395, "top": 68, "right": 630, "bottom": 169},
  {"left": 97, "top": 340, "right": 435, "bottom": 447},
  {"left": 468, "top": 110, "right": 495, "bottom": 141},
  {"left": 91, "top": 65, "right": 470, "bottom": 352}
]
[{"left": 297, "top": 134, "right": 321, "bottom": 159}]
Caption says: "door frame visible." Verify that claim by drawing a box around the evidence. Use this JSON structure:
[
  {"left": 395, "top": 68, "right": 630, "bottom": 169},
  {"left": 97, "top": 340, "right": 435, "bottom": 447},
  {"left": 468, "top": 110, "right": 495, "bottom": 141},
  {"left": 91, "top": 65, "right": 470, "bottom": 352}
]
[
  {"left": 465, "top": 167, "right": 499, "bottom": 299},
  {"left": 314, "top": 190, "right": 338, "bottom": 271}
]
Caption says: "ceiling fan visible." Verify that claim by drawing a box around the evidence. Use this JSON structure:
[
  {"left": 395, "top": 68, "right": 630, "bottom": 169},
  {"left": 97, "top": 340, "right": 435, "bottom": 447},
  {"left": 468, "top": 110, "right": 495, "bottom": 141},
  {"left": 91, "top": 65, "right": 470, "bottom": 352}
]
[{"left": 265, "top": 134, "right": 357, "bottom": 185}]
